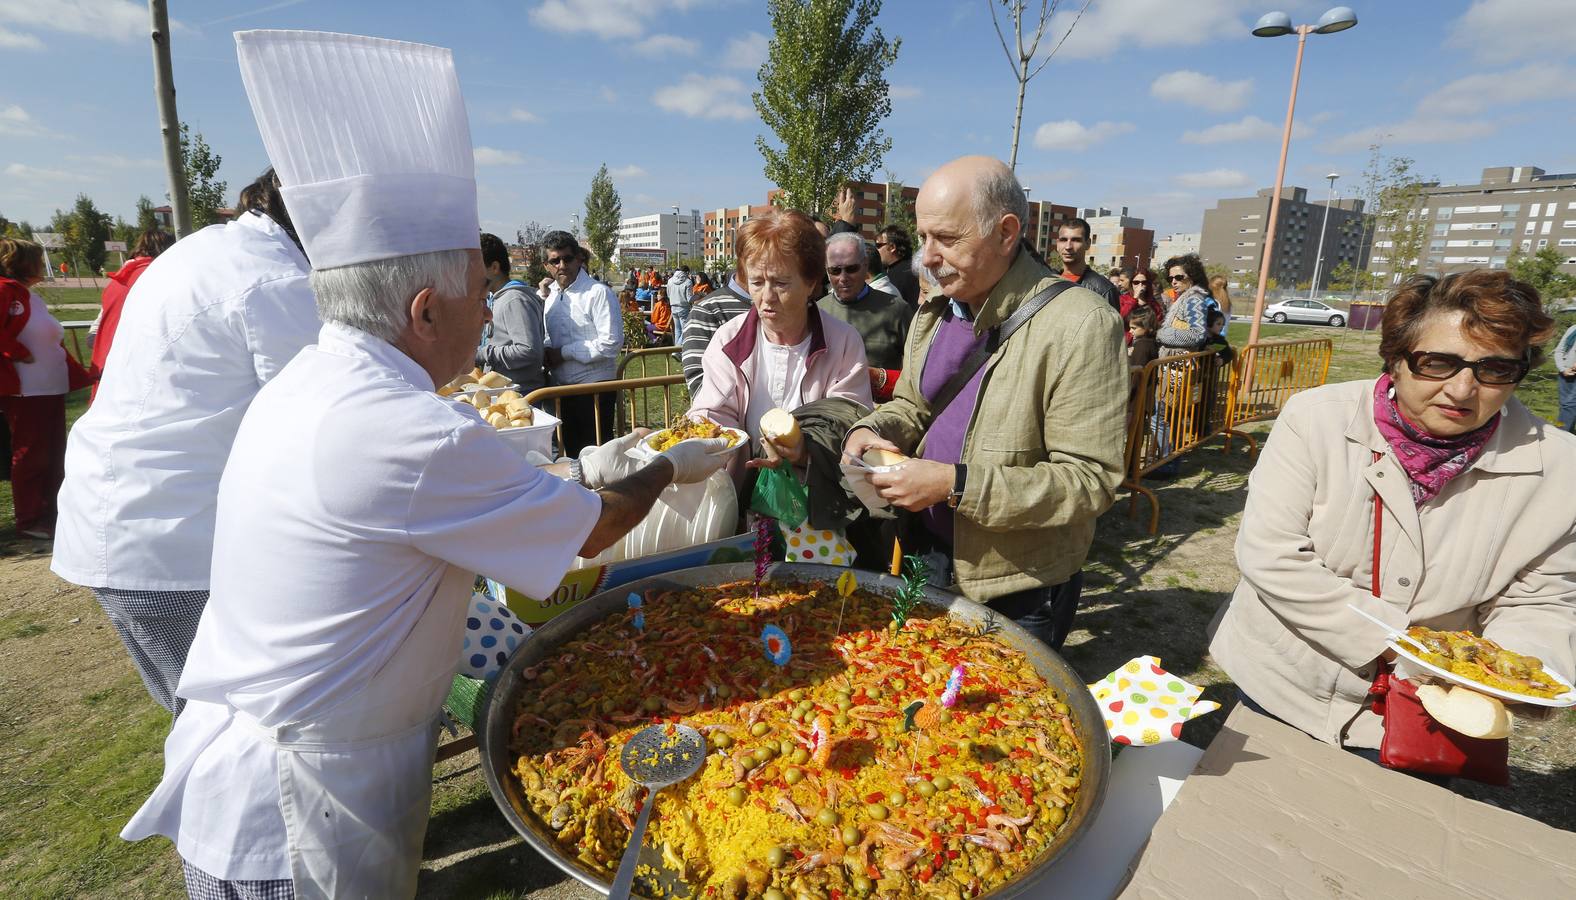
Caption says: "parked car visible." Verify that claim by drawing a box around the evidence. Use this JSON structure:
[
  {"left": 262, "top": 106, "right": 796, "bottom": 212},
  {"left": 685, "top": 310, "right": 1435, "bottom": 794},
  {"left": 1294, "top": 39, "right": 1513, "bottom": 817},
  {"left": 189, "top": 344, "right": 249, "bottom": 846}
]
[{"left": 1262, "top": 298, "right": 1346, "bottom": 327}]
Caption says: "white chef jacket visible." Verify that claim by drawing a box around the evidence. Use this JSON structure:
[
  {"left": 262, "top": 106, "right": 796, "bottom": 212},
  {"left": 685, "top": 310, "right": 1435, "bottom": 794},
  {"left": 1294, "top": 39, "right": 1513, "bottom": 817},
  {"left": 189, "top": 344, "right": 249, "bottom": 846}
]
[
  {"left": 543, "top": 268, "right": 622, "bottom": 384},
  {"left": 52, "top": 212, "right": 320, "bottom": 591},
  {"left": 121, "top": 322, "right": 601, "bottom": 881}
]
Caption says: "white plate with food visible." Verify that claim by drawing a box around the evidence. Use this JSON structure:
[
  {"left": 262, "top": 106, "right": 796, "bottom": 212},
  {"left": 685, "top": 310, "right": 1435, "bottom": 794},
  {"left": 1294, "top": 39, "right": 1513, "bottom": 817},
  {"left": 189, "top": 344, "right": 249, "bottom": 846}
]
[
  {"left": 1386, "top": 629, "right": 1576, "bottom": 708},
  {"left": 637, "top": 419, "right": 748, "bottom": 457}
]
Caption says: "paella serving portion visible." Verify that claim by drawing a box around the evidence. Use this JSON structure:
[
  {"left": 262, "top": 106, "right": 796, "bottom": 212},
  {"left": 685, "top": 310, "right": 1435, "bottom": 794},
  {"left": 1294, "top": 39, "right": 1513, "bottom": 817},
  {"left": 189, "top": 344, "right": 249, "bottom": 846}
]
[{"left": 502, "top": 571, "right": 1092, "bottom": 899}]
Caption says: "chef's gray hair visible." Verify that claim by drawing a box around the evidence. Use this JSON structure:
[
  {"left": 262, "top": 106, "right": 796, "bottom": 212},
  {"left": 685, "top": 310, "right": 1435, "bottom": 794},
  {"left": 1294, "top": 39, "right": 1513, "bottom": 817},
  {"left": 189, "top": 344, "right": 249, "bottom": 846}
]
[{"left": 311, "top": 249, "right": 473, "bottom": 344}]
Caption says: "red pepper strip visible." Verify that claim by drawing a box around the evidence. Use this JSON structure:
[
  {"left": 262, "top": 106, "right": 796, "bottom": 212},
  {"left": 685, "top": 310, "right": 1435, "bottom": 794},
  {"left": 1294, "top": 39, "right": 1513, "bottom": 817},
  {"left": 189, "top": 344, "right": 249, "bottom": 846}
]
[
  {"left": 864, "top": 792, "right": 884, "bottom": 804},
  {"left": 929, "top": 833, "right": 943, "bottom": 852},
  {"left": 866, "top": 864, "right": 880, "bottom": 880},
  {"left": 918, "top": 865, "right": 934, "bottom": 883},
  {"left": 947, "top": 848, "right": 960, "bottom": 860}
]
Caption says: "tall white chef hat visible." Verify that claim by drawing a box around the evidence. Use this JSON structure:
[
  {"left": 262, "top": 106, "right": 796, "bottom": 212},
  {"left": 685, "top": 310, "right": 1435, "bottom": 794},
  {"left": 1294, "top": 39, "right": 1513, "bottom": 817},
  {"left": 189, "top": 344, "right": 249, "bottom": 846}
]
[{"left": 235, "top": 30, "right": 479, "bottom": 269}]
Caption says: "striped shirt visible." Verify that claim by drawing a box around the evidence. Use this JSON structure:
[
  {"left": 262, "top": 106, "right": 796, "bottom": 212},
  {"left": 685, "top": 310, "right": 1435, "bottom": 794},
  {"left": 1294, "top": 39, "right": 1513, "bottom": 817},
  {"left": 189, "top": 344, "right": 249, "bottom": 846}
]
[{"left": 681, "top": 279, "right": 752, "bottom": 395}]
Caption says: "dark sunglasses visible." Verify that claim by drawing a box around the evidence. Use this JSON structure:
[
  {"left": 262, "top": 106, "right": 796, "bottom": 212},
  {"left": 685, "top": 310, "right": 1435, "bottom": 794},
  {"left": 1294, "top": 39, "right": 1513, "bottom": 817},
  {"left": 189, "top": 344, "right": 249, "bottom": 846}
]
[
  {"left": 1168, "top": 274, "right": 1188, "bottom": 282},
  {"left": 545, "top": 256, "right": 575, "bottom": 267},
  {"left": 1132, "top": 279, "right": 1149, "bottom": 286},
  {"left": 1404, "top": 350, "right": 1530, "bottom": 386},
  {"left": 826, "top": 264, "right": 864, "bottom": 276}
]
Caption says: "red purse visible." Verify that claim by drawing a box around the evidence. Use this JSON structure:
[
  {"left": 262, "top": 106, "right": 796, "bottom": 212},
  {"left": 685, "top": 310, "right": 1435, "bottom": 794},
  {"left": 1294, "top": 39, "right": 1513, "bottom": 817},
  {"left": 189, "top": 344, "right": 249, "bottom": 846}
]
[{"left": 1361, "top": 457, "right": 1510, "bottom": 785}]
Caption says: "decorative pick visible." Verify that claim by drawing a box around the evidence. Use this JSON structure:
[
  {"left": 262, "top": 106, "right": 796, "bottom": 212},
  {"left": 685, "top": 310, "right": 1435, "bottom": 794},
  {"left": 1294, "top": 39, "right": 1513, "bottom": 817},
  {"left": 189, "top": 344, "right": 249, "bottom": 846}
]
[
  {"left": 902, "top": 700, "right": 924, "bottom": 732},
  {"left": 833, "top": 569, "right": 858, "bottom": 636},
  {"left": 753, "top": 516, "right": 773, "bottom": 599},
  {"left": 889, "top": 554, "right": 931, "bottom": 630},
  {"left": 940, "top": 664, "right": 966, "bottom": 708},
  {"left": 627, "top": 592, "right": 644, "bottom": 632},
  {"left": 761, "top": 624, "right": 792, "bottom": 667}
]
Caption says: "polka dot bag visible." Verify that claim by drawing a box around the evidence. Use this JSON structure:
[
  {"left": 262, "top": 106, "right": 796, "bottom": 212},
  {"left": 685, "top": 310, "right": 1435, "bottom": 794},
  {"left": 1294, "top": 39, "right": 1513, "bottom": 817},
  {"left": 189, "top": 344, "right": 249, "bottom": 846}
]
[
  {"left": 460, "top": 592, "right": 533, "bottom": 681},
  {"left": 779, "top": 520, "right": 856, "bottom": 566}
]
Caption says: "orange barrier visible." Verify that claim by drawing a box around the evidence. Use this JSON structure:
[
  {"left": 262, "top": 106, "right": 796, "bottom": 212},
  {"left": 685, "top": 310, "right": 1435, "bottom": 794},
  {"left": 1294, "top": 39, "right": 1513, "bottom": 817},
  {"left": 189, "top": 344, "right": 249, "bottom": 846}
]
[{"left": 1123, "top": 337, "right": 1332, "bottom": 534}]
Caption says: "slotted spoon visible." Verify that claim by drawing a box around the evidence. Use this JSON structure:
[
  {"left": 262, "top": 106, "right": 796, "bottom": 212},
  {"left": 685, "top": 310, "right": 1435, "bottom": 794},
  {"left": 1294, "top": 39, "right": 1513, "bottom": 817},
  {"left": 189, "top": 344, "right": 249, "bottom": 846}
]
[{"left": 608, "top": 723, "right": 707, "bottom": 900}]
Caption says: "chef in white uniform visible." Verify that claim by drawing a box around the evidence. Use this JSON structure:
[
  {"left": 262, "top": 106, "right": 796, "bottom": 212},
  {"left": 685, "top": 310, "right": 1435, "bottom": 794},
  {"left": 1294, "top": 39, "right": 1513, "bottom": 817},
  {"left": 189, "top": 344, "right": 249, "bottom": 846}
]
[
  {"left": 120, "top": 30, "right": 728, "bottom": 899},
  {"left": 52, "top": 168, "right": 319, "bottom": 715}
]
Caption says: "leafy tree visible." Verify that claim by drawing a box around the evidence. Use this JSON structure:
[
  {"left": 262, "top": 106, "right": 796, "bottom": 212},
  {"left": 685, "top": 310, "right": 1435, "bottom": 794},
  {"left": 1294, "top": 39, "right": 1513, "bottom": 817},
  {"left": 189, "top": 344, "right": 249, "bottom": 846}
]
[
  {"left": 111, "top": 216, "right": 137, "bottom": 247},
  {"left": 582, "top": 164, "right": 623, "bottom": 273},
  {"left": 1357, "top": 145, "right": 1429, "bottom": 287},
  {"left": 754, "top": 0, "right": 900, "bottom": 218},
  {"left": 881, "top": 170, "right": 916, "bottom": 238},
  {"left": 135, "top": 195, "right": 159, "bottom": 233},
  {"left": 179, "top": 123, "right": 227, "bottom": 229},
  {"left": 513, "top": 221, "right": 550, "bottom": 287},
  {"left": 1507, "top": 246, "right": 1576, "bottom": 305},
  {"left": 0, "top": 211, "right": 29, "bottom": 237},
  {"left": 989, "top": 0, "right": 1093, "bottom": 170},
  {"left": 53, "top": 195, "right": 111, "bottom": 274},
  {"left": 1326, "top": 261, "right": 1356, "bottom": 292}
]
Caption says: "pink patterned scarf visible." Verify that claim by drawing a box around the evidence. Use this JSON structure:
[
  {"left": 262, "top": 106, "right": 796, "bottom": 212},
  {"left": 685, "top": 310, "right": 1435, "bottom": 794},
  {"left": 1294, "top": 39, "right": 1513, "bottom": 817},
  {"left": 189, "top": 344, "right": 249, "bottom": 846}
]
[{"left": 1372, "top": 374, "right": 1499, "bottom": 505}]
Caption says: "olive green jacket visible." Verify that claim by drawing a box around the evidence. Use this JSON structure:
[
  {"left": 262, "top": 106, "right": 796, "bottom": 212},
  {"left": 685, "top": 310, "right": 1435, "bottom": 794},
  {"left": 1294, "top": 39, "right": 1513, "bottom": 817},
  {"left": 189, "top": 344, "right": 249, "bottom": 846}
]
[{"left": 852, "top": 250, "right": 1127, "bottom": 600}]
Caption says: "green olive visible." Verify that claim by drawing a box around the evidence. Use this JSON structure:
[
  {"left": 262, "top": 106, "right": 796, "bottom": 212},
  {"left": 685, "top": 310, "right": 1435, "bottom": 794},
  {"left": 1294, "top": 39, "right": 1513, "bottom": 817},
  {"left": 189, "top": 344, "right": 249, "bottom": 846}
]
[
  {"left": 837, "top": 687, "right": 853, "bottom": 700},
  {"left": 784, "top": 766, "right": 804, "bottom": 785},
  {"left": 886, "top": 790, "right": 906, "bottom": 807},
  {"left": 750, "top": 722, "right": 769, "bottom": 737},
  {"left": 865, "top": 803, "right": 888, "bottom": 821},
  {"left": 933, "top": 775, "right": 952, "bottom": 791},
  {"left": 790, "top": 708, "right": 805, "bottom": 722},
  {"left": 866, "top": 687, "right": 882, "bottom": 701},
  {"left": 766, "top": 846, "right": 787, "bottom": 867},
  {"left": 763, "top": 889, "right": 787, "bottom": 900},
  {"left": 727, "top": 786, "right": 747, "bottom": 806},
  {"left": 837, "top": 697, "right": 853, "bottom": 711},
  {"left": 817, "top": 807, "right": 840, "bottom": 827},
  {"left": 891, "top": 678, "right": 906, "bottom": 693},
  {"left": 958, "top": 740, "right": 975, "bottom": 756},
  {"left": 921, "top": 671, "right": 937, "bottom": 685},
  {"left": 915, "top": 780, "right": 936, "bottom": 798},
  {"left": 779, "top": 739, "right": 795, "bottom": 757},
  {"left": 1045, "top": 806, "right": 1066, "bottom": 828},
  {"left": 854, "top": 635, "right": 870, "bottom": 649},
  {"left": 791, "top": 747, "right": 809, "bottom": 765},
  {"left": 713, "top": 732, "right": 733, "bottom": 749},
  {"left": 834, "top": 713, "right": 850, "bottom": 728},
  {"left": 852, "top": 875, "right": 873, "bottom": 894},
  {"left": 643, "top": 696, "right": 662, "bottom": 712},
  {"left": 716, "top": 684, "right": 733, "bottom": 699},
  {"left": 789, "top": 689, "right": 806, "bottom": 702},
  {"left": 841, "top": 824, "right": 862, "bottom": 846}
]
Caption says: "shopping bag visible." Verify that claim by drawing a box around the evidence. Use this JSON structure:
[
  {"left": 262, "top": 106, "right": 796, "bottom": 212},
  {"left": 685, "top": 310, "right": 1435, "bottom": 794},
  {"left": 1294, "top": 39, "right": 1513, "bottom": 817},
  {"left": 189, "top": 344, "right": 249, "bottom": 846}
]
[{"left": 750, "top": 465, "right": 809, "bottom": 529}]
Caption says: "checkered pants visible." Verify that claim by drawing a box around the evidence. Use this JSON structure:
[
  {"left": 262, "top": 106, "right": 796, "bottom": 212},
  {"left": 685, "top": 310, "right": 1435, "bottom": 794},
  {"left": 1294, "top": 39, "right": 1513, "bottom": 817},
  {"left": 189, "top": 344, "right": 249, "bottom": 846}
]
[
  {"left": 92, "top": 588, "right": 208, "bottom": 716},
  {"left": 182, "top": 859, "right": 294, "bottom": 900}
]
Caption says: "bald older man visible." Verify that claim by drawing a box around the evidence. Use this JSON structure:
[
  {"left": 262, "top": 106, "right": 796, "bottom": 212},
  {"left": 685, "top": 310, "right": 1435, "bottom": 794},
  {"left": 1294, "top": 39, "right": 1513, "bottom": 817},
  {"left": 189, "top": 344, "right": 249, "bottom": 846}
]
[{"left": 843, "top": 156, "right": 1127, "bottom": 649}]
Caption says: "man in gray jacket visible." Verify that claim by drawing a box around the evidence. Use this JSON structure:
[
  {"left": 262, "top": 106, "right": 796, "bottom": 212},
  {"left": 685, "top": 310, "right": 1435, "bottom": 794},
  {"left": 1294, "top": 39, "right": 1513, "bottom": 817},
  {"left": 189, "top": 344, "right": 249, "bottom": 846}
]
[
  {"left": 667, "top": 265, "right": 694, "bottom": 343},
  {"left": 1557, "top": 321, "right": 1576, "bottom": 434},
  {"left": 477, "top": 233, "right": 546, "bottom": 396}
]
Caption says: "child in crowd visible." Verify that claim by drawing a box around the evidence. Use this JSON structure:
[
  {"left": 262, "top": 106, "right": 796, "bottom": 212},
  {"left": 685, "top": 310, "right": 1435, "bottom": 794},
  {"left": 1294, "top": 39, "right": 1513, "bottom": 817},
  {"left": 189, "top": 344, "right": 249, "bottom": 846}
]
[
  {"left": 1127, "top": 306, "right": 1159, "bottom": 369},
  {"left": 650, "top": 287, "right": 672, "bottom": 345}
]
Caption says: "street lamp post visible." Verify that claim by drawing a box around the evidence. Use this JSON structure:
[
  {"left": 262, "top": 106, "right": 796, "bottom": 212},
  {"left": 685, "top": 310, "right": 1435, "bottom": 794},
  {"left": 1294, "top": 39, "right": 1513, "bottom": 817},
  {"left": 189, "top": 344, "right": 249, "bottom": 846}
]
[
  {"left": 1245, "top": 7, "right": 1358, "bottom": 351},
  {"left": 1309, "top": 172, "right": 1339, "bottom": 299}
]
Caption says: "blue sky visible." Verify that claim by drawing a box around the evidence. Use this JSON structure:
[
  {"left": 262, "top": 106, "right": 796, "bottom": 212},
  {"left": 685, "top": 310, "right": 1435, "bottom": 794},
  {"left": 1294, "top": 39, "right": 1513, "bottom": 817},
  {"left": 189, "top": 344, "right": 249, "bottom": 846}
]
[{"left": 3, "top": 0, "right": 1574, "bottom": 239}]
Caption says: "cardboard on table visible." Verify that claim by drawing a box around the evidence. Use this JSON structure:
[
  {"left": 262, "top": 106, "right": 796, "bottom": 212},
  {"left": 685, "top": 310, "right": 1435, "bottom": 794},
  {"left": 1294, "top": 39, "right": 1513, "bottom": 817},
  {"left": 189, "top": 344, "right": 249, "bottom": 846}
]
[{"left": 1119, "top": 705, "right": 1576, "bottom": 898}]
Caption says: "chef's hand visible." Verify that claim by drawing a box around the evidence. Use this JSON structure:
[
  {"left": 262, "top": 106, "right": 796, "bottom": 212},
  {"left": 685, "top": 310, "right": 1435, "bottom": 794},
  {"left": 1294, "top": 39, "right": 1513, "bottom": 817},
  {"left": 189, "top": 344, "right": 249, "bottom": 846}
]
[
  {"left": 868, "top": 458, "right": 953, "bottom": 512},
  {"left": 657, "top": 438, "right": 730, "bottom": 484},
  {"left": 747, "top": 435, "right": 807, "bottom": 470},
  {"left": 578, "top": 429, "right": 649, "bottom": 489},
  {"left": 842, "top": 427, "right": 899, "bottom": 467}
]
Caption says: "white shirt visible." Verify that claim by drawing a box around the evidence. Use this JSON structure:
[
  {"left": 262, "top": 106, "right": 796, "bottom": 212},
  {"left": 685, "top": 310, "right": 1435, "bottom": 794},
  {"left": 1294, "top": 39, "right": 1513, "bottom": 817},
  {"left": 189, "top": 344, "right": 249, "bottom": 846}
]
[
  {"left": 13, "top": 292, "right": 69, "bottom": 396},
  {"left": 743, "top": 324, "right": 811, "bottom": 442},
  {"left": 121, "top": 322, "right": 601, "bottom": 879},
  {"left": 52, "top": 212, "right": 320, "bottom": 591},
  {"left": 543, "top": 268, "right": 622, "bottom": 384}
]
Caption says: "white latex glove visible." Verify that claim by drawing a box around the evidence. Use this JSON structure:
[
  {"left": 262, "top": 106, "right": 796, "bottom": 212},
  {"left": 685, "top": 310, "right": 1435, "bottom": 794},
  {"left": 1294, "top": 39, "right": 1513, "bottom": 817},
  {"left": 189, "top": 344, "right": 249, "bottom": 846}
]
[
  {"left": 657, "top": 438, "right": 731, "bottom": 484},
  {"left": 578, "top": 431, "right": 645, "bottom": 489}
]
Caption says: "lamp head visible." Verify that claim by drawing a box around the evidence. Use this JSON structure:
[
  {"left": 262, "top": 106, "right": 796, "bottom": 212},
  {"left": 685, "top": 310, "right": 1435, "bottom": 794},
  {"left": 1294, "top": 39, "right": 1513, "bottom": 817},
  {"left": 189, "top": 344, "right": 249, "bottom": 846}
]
[
  {"left": 1315, "top": 6, "right": 1358, "bottom": 33},
  {"left": 1252, "top": 11, "right": 1295, "bottom": 37},
  {"left": 1327, "top": 172, "right": 1340, "bottom": 181}
]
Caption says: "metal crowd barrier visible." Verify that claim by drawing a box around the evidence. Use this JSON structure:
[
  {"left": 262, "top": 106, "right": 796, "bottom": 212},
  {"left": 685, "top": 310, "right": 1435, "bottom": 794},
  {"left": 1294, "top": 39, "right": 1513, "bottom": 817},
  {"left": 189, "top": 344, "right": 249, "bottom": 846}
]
[
  {"left": 523, "top": 371, "right": 686, "bottom": 450},
  {"left": 1123, "top": 337, "right": 1333, "bottom": 534},
  {"left": 62, "top": 322, "right": 91, "bottom": 365}
]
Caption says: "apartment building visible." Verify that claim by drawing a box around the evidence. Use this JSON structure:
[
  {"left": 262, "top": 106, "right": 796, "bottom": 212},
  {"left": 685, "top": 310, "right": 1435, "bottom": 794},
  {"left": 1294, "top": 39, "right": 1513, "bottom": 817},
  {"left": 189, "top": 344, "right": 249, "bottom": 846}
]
[
  {"left": 614, "top": 210, "right": 702, "bottom": 265},
  {"left": 1077, "top": 206, "right": 1155, "bottom": 272},
  {"left": 1199, "top": 186, "right": 1368, "bottom": 290},
  {"left": 1369, "top": 165, "right": 1576, "bottom": 285},
  {"left": 1023, "top": 199, "right": 1077, "bottom": 259},
  {"left": 1154, "top": 232, "right": 1201, "bottom": 264},
  {"left": 702, "top": 203, "right": 773, "bottom": 265}
]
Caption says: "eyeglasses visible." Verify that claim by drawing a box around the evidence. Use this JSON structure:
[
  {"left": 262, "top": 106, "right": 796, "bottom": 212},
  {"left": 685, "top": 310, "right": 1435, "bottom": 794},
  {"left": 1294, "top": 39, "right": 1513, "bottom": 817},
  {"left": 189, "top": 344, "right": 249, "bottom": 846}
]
[
  {"left": 1404, "top": 350, "right": 1530, "bottom": 386},
  {"left": 1132, "top": 280, "right": 1149, "bottom": 286},
  {"left": 545, "top": 256, "right": 575, "bottom": 267},
  {"left": 1169, "top": 274, "right": 1188, "bottom": 282},
  {"left": 874, "top": 241, "right": 891, "bottom": 248},
  {"left": 826, "top": 265, "right": 864, "bottom": 276}
]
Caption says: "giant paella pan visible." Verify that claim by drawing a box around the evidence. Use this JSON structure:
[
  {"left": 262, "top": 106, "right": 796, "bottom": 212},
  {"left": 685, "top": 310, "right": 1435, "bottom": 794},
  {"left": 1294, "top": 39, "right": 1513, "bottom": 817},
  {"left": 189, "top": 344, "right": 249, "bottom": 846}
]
[{"left": 480, "top": 563, "right": 1111, "bottom": 898}]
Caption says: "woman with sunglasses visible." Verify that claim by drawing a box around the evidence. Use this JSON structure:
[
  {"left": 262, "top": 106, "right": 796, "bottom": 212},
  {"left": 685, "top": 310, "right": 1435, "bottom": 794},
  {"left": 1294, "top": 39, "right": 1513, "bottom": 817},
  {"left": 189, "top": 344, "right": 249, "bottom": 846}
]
[
  {"left": 1119, "top": 270, "right": 1165, "bottom": 344},
  {"left": 1210, "top": 270, "right": 1575, "bottom": 762}
]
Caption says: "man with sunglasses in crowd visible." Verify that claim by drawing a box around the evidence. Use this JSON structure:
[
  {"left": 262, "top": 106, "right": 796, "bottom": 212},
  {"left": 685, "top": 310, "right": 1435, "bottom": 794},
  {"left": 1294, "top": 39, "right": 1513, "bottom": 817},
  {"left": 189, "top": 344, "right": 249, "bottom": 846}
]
[
  {"left": 818, "top": 232, "right": 910, "bottom": 401},
  {"left": 540, "top": 230, "right": 622, "bottom": 455}
]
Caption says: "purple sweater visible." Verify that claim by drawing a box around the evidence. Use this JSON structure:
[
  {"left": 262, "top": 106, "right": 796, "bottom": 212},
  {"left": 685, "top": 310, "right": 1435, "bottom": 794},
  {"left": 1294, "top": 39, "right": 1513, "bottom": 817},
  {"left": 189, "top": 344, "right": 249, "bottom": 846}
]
[{"left": 918, "top": 303, "right": 989, "bottom": 546}]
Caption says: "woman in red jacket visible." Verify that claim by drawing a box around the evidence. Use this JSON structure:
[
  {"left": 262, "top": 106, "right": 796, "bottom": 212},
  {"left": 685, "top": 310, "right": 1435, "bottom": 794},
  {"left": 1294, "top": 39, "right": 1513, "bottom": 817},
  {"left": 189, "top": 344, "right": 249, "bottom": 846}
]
[
  {"left": 1, "top": 238, "right": 91, "bottom": 539},
  {"left": 90, "top": 229, "right": 174, "bottom": 401}
]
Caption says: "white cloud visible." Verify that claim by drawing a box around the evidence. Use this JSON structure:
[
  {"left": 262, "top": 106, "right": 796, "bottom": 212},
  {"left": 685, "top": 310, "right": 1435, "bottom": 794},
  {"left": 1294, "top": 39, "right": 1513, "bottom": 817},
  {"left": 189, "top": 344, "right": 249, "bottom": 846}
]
[
  {"left": 1046, "top": 0, "right": 1258, "bottom": 60},
  {"left": 528, "top": 0, "right": 704, "bottom": 41},
  {"left": 652, "top": 75, "right": 753, "bottom": 121},
  {"left": 889, "top": 84, "right": 922, "bottom": 101},
  {"left": 1416, "top": 63, "right": 1576, "bottom": 119},
  {"left": 1149, "top": 70, "right": 1252, "bottom": 113},
  {"left": 722, "top": 31, "right": 768, "bottom": 71},
  {"left": 1181, "top": 115, "right": 1311, "bottom": 145},
  {"left": 1031, "top": 119, "right": 1134, "bottom": 151},
  {"left": 4, "top": 162, "right": 86, "bottom": 182},
  {"left": 0, "top": 26, "right": 41, "bottom": 49},
  {"left": 1175, "top": 168, "right": 1252, "bottom": 190},
  {"left": 474, "top": 146, "right": 525, "bottom": 166},
  {"left": 635, "top": 33, "right": 699, "bottom": 57},
  {"left": 1322, "top": 118, "right": 1497, "bottom": 155},
  {"left": 1447, "top": 0, "right": 1576, "bottom": 66},
  {"left": 599, "top": 86, "right": 619, "bottom": 103},
  {"left": 0, "top": 104, "right": 54, "bottom": 138},
  {"left": 609, "top": 164, "right": 646, "bottom": 179},
  {"left": 0, "top": 0, "right": 150, "bottom": 42},
  {"left": 501, "top": 106, "right": 542, "bottom": 124}
]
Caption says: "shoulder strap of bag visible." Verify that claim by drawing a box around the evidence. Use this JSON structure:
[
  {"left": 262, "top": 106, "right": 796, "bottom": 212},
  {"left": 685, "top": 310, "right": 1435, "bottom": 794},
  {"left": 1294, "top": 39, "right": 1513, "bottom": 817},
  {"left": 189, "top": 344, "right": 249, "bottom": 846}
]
[
  {"left": 1371, "top": 450, "right": 1383, "bottom": 599},
  {"left": 928, "top": 280, "right": 1076, "bottom": 422}
]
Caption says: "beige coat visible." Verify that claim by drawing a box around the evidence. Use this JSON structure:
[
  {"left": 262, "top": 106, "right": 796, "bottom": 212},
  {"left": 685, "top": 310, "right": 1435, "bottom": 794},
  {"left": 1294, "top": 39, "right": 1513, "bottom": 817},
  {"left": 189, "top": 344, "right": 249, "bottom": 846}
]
[
  {"left": 853, "top": 250, "right": 1128, "bottom": 599},
  {"left": 1209, "top": 378, "right": 1576, "bottom": 748}
]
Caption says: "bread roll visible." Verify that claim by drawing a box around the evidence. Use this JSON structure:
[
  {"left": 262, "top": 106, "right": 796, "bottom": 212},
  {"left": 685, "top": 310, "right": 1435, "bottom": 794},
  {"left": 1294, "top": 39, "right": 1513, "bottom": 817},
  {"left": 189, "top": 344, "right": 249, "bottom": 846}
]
[
  {"left": 1415, "top": 684, "right": 1512, "bottom": 739},
  {"left": 470, "top": 367, "right": 484, "bottom": 381},
  {"left": 436, "top": 384, "right": 457, "bottom": 397},
  {"left": 760, "top": 408, "right": 801, "bottom": 449},
  {"left": 478, "top": 371, "right": 511, "bottom": 388},
  {"left": 470, "top": 392, "right": 490, "bottom": 410},
  {"left": 507, "top": 417, "right": 531, "bottom": 429},
  {"left": 862, "top": 448, "right": 908, "bottom": 468},
  {"left": 461, "top": 382, "right": 483, "bottom": 392},
  {"left": 485, "top": 411, "right": 509, "bottom": 429},
  {"left": 496, "top": 389, "right": 523, "bottom": 404},
  {"left": 503, "top": 399, "right": 533, "bottom": 421}
]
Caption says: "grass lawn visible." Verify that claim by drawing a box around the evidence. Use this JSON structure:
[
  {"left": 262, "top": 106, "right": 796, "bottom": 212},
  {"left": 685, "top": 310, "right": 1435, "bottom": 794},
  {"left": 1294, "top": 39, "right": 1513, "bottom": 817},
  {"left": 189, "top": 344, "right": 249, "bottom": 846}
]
[{"left": 34, "top": 285, "right": 103, "bottom": 308}]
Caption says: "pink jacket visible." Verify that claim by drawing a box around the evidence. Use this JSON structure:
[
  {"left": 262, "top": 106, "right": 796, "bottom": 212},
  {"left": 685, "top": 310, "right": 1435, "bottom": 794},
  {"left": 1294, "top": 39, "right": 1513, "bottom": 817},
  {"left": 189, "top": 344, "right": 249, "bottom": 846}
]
[{"left": 688, "top": 303, "right": 872, "bottom": 436}]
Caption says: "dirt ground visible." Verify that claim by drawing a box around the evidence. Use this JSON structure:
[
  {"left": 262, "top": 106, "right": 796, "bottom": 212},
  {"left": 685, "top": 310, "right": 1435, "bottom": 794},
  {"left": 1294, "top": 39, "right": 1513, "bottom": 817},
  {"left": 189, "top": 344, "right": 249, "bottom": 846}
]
[{"left": 3, "top": 422, "right": 1572, "bottom": 899}]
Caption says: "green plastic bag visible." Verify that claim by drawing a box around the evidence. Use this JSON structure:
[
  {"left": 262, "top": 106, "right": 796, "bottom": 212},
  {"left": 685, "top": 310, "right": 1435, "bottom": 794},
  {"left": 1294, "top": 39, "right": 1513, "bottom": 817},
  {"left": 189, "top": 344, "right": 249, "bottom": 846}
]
[{"left": 750, "top": 466, "right": 809, "bottom": 529}]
